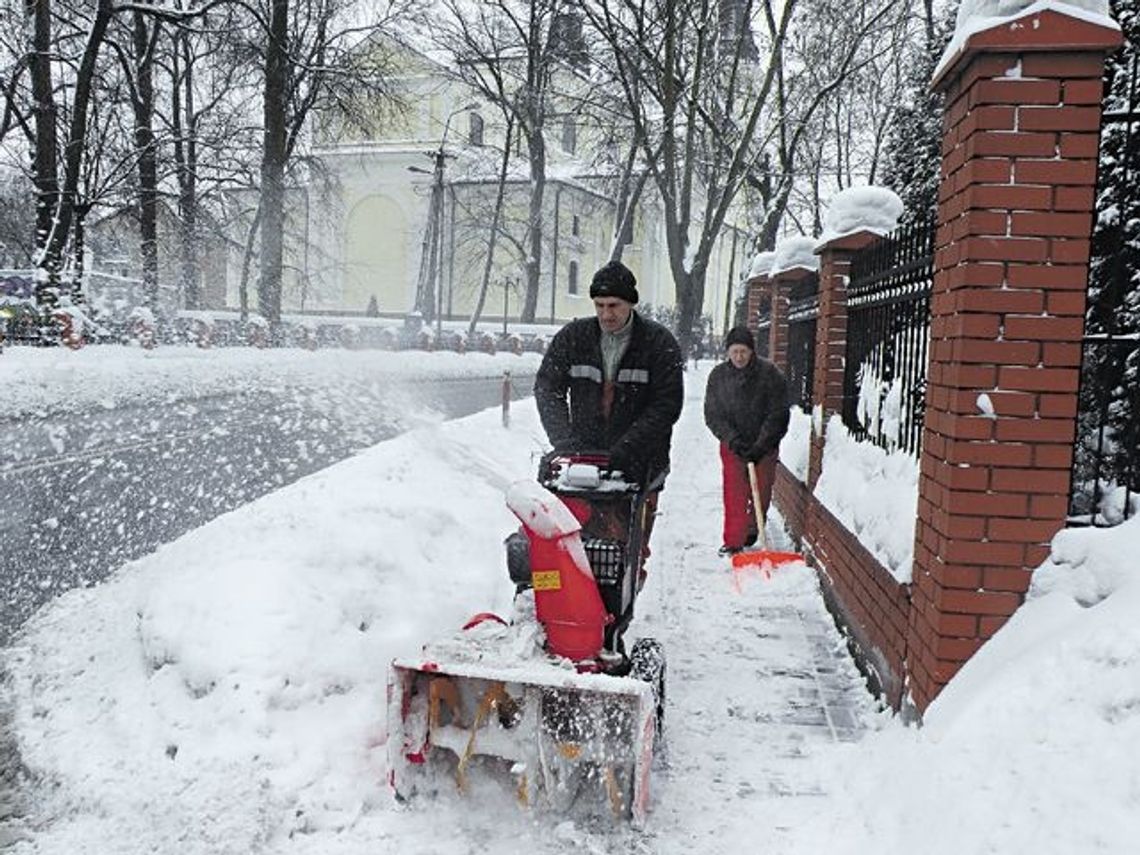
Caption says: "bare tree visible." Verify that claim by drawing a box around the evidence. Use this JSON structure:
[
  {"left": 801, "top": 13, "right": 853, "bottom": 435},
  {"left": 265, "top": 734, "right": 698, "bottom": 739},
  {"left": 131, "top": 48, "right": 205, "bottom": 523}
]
[
  {"left": 162, "top": 6, "right": 261, "bottom": 310},
  {"left": 465, "top": 111, "right": 516, "bottom": 336},
  {"left": 434, "top": 0, "right": 584, "bottom": 322},
  {"left": 587, "top": 0, "right": 904, "bottom": 354},
  {"left": 244, "top": 0, "right": 412, "bottom": 333}
]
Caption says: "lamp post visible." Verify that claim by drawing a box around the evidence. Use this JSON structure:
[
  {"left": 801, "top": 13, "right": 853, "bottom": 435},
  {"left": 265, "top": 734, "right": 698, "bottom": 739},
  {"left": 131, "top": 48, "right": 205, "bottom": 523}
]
[
  {"left": 502, "top": 276, "right": 510, "bottom": 337},
  {"left": 409, "top": 102, "right": 476, "bottom": 343}
]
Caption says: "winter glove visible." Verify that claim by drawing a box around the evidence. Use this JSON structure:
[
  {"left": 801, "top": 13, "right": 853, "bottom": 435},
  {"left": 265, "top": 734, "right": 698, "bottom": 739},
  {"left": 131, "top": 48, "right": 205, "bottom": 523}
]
[
  {"left": 728, "top": 437, "right": 750, "bottom": 459},
  {"left": 607, "top": 445, "right": 633, "bottom": 475},
  {"left": 552, "top": 437, "right": 582, "bottom": 456},
  {"left": 748, "top": 441, "right": 777, "bottom": 463}
]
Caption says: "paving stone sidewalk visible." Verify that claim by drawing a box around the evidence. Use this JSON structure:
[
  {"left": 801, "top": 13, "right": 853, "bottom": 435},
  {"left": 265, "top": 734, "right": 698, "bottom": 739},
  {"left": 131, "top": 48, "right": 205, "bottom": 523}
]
[{"left": 632, "top": 369, "right": 882, "bottom": 853}]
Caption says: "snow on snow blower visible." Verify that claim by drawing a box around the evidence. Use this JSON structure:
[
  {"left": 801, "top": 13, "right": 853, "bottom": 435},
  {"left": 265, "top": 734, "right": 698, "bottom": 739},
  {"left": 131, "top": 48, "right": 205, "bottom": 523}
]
[{"left": 387, "top": 453, "right": 665, "bottom": 826}]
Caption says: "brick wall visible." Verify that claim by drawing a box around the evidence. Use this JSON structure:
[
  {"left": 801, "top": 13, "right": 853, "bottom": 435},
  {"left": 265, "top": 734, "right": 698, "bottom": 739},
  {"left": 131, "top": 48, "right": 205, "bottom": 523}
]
[
  {"left": 773, "top": 463, "right": 808, "bottom": 542},
  {"left": 767, "top": 7, "right": 1120, "bottom": 717},
  {"left": 906, "top": 8, "right": 1121, "bottom": 712}
]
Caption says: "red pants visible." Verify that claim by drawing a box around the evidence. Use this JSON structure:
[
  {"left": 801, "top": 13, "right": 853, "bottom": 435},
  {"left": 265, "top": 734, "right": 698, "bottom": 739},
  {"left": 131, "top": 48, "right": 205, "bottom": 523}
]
[{"left": 719, "top": 443, "right": 777, "bottom": 549}]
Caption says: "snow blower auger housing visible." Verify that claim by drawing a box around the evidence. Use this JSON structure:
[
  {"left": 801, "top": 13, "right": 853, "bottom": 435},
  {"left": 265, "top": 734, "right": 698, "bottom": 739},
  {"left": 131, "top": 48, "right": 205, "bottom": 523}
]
[{"left": 387, "top": 453, "right": 665, "bottom": 826}]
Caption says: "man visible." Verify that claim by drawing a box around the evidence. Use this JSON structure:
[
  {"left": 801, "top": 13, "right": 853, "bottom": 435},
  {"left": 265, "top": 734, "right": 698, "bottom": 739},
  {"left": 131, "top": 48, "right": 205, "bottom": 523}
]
[
  {"left": 534, "top": 260, "right": 684, "bottom": 486},
  {"left": 703, "top": 326, "right": 790, "bottom": 556},
  {"left": 534, "top": 261, "right": 684, "bottom": 577}
]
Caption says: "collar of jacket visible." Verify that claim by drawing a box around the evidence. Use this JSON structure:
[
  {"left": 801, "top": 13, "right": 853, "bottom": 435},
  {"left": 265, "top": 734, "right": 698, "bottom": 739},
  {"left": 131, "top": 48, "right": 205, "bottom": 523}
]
[{"left": 592, "top": 310, "right": 642, "bottom": 343}]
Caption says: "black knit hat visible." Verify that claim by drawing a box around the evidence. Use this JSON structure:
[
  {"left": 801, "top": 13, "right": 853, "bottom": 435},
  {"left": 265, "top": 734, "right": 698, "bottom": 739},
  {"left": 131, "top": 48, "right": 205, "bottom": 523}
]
[
  {"left": 724, "top": 326, "right": 756, "bottom": 352},
  {"left": 589, "top": 260, "right": 639, "bottom": 304}
]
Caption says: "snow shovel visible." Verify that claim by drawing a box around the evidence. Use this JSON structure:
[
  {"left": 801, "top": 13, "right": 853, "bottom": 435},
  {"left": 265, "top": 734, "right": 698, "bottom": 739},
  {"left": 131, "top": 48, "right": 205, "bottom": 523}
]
[{"left": 731, "top": 460, "right": 804, "bottom": 573}]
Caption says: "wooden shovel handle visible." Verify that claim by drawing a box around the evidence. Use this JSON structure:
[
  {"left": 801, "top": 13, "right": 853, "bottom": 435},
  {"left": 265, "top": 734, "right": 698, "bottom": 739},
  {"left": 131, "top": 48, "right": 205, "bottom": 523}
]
[{"left": 747, "top": 460, "right": 768, "bottom": 551}]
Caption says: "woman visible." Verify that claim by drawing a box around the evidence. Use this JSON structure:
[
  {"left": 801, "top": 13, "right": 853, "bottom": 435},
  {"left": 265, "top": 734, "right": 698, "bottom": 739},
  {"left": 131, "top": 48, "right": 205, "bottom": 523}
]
[{"left": 703, "top": 326, "right": 790, "bottom": 555}]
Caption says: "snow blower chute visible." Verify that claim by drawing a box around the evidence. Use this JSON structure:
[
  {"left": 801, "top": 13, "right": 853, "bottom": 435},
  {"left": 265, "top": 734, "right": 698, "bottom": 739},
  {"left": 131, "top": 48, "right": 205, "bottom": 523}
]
[{"left": 387, "top": 454, "right": 665, "bottom": 825}]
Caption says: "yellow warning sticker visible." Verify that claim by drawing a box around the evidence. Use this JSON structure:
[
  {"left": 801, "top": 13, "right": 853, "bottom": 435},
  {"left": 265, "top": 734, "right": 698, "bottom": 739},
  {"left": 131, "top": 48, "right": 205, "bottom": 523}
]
[{"left": 532, "top": 570, "right": 562, "bottom": 591}]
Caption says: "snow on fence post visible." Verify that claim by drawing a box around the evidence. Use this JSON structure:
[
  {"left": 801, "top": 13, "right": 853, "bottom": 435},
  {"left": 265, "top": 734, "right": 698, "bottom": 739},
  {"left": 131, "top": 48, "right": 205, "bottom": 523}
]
[{"left": 906, "top": 3, "right": 1122, "bottom": 714}]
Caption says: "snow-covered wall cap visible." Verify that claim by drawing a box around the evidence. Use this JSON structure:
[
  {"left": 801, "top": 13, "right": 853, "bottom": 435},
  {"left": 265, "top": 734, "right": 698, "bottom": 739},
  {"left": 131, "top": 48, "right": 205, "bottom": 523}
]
[
  {"left": 818, "top": 186, "right": 903, "bottom": 246},
  {"left": 770, "top": 237, "right": 820, "bottom": 276},
  {"left": 747, "top": 251, "right": 776, "bottom": 280},
  {"left": 935, "top": 1, "right": 1120, "bottom": 82}
]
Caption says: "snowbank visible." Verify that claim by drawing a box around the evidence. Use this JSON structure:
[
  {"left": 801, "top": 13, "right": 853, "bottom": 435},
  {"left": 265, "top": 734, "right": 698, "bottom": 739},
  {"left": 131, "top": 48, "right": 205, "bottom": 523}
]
[
  {"left": 779, "top": 405, "right": 812, "bottom": 482},
  {"left": 813, "top": 415, "right": 918, "bottom": 582},
  {"left": 0, "top": 346, "right": 540, "bottom": 419},
  {"left": 5, "top": 401, "right": 547, "bottom": 852},
  {"left": 826, "top": 514, "right": 1140, "bottom": 855}
]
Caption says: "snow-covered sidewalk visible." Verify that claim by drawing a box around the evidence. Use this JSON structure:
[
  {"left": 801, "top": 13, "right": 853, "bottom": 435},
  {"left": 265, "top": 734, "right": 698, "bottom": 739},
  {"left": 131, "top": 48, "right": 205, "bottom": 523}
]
[{"left": 0, "top": 364, "right": 879, "bottom": 853}]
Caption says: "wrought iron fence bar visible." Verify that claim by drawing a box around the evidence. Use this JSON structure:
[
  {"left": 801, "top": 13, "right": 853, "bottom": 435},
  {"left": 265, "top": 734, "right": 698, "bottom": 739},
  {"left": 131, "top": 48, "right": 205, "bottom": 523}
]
[
  {"left": 788, "top": 295, "right": 820, "bottom": 323},
  {"left": 842, "top": 219, "right": 935, "bottom": 456}
]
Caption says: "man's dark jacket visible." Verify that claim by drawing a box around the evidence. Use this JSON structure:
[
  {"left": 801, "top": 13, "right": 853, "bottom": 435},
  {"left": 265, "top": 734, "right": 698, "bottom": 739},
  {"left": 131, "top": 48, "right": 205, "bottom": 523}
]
[
  {"left": 534, "top": 312, "right": 684, "bottom": 485},
  {"left": 703, "top": 355, "right": 790, "bottom": 460}
]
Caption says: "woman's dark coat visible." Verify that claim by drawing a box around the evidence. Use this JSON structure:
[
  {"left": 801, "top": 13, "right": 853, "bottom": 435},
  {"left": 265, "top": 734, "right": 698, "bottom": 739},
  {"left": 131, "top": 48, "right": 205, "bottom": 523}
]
[{"left": 703, "top": 355, "right": 790, "bottom": 460}]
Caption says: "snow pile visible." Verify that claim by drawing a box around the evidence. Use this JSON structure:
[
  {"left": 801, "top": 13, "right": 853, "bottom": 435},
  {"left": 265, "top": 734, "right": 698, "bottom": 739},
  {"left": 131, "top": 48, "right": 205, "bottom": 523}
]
[
  {"left": 0, "top": 346, "right": 540, "bottom": 419},
  {"left": 1029, "top": 514, "right": 1140, "bottom": 606},
  {"left": 779, "top": 405, "right": 812, "bottom": 482},
  {"left": 5, "top": 402, "right": 545, "bottom": 851},
  {"left": 813, "top": 415, "right": 918, "bottom": 582},
  {"left": 826, "top": 515, "right": 1140, "bottom": 855},
  {"left": 770, "top": 236, "right": 820, "bottom": 276},
  {"left": 747, "top": 250, "right": 776, "bottom": 280},
  {"left": 820, "top": 186, "right": 904, "bottom": 244}
]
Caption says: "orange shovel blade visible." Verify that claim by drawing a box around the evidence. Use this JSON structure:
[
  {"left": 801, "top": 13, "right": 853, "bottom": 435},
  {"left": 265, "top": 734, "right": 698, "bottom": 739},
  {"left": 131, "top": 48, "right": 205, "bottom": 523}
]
[{"left": 730, "top": 549, "right": 804, "bottom": 570}]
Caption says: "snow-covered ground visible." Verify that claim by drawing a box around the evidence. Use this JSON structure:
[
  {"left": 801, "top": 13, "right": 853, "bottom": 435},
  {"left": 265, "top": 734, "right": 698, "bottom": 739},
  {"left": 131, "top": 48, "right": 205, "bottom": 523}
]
[
  {"left": 2, "top": 350, "right": 1138, "bottom": 853},
  {"left": 0, "top": 346, "right": 542, "bottom": 419}
]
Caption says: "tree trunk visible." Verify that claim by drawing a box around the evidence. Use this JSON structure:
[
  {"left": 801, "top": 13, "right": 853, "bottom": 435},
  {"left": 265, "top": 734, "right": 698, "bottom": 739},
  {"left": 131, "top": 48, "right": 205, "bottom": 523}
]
[
  {"left": 258, "top": 0, "right": 288, "bottom": 333},
  {"left": 240, "top": 204, "right": 262, "bottom": 322},
  {"left": 132, "top": 12, "right": 160, "bottom": 314},
  {"left": 41, "top": 0, "right": 113, "bottom": 299},
  {"left": 611, "top": 157, "right": 647, "bottom": 263},
  {"left": 468, "top": 123, "right": 514, "bottom": 337},
  {"left": 27, "top": 0, "right": 60, "bottom": 299},
  {"left": 522, "top": 127, "right": 545, "bottom": 323},
  {"left": 171, "top": 30, "right": 200, "bottom": 309}
]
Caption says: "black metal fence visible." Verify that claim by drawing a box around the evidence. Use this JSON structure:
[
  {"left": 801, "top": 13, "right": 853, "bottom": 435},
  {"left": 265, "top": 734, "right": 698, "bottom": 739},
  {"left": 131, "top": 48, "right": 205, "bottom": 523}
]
[
  {"left": 841, "top": 220, "right": 935, "bottom": 455},
  {"left": 786, "top": 272, "right": 819, "bottom": 411},
  {"left": 1070, "top": 18, "right": 1140, "bottom": 526}
]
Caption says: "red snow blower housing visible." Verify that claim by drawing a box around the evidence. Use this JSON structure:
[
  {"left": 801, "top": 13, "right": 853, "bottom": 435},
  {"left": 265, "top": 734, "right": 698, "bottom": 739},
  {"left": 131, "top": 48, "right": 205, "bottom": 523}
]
[{"left": 387, "top": 452, "right": 665, "bottom": 825}]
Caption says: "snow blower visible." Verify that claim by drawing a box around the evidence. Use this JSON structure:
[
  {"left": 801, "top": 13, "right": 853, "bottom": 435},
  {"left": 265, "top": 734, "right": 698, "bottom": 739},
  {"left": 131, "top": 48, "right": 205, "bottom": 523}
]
[{"left": 387, "top": 453, "right": 665, "bottom": 826}]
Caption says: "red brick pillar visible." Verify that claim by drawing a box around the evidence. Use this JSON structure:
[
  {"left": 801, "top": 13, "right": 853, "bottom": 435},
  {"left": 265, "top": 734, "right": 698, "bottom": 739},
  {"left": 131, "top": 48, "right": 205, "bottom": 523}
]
[
  {"left": 745, "top": 273, "right": 770, "bottom": 335},
  {"left": 906, "top": 8, "right": 1121, "bottom": 713},
  {"left": 768, "top": 268, "right": 814, "bottom": 373},
  {"left": 807, "top": 231, "right": 878, "bottom": 491}
]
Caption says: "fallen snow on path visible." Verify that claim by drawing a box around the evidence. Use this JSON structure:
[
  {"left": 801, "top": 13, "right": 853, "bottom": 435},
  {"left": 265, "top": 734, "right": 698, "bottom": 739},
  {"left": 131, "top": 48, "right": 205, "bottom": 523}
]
[
  {"left": 5, "top": 357, "right": 1140, "bottom": 854},
  {"left": 3, "top": 365, "right": 880, "bottom": 853}
]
